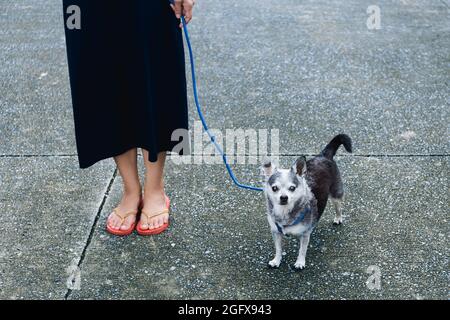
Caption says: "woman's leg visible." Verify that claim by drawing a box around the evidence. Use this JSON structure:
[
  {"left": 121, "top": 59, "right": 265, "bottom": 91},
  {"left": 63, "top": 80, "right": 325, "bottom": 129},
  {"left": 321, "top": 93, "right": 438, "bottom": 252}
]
[
  {"left": 107, "top": 148, "right": 142, "bottom": 230},
  {"left": 140, "top": 150, "right": 169, "bottom": 230}
]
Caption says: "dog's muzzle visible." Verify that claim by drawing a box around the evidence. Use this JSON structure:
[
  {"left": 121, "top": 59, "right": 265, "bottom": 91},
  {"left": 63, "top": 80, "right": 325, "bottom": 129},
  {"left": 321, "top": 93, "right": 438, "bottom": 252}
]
[{"left": 279, "top": 195, "right": 288, "bottom": 205}]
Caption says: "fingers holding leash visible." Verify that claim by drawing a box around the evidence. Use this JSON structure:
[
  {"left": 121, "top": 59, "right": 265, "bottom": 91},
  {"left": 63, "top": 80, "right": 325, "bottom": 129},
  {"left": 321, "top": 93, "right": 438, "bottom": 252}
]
[
  {"left": 170, "top": 0, "right": 183, "bottom": 19},
  {"left": 170, "top": 0, "right": 195, "bottom": 28},
  {"left": 183, "top": 0, "right": 195, "bottom": 25}
]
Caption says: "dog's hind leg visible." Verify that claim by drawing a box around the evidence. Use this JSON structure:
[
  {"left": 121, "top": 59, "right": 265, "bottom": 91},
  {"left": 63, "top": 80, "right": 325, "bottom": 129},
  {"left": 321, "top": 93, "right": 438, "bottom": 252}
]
[
  {"left": 330, "top": 171, "right": 344, "bottom": 225},
  {"left": 268, "top": 232, "right": 283, "bottom": 268},
  {"left": 331, "top": 197, "right": 343, "bottom": 225},
  {"left": 294, "top": 230, "right": 312, "bottom": 270}
]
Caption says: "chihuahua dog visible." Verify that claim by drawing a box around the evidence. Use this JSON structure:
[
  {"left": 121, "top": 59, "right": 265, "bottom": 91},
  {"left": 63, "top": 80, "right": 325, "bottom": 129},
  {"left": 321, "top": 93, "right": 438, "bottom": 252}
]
[{"left": 261, "top": 134, "right": 352, "bottom": 269}]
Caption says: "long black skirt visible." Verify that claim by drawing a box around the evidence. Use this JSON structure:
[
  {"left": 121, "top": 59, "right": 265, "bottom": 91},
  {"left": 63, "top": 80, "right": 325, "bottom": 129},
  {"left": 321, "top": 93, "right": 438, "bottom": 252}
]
[{"left": 63, "top": 0, "right": 189, "bottom": 168}]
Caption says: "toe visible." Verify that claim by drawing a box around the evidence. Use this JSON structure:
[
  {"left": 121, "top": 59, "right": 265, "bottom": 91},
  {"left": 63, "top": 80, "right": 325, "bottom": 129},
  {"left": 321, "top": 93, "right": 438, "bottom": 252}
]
[
  {"left": 121, "top": 216, "right": 135, "bottom": 230},
  {"left": 109, "top": 223, "right": 117, "bottom": 230},
  {"left": 108, "top": 217, "right": 119, "bottom": 230},
  {"left": 140, "top": 219, "right": 148, "bottom": 230},
  {"left": 114, "top": 217, "right": 123, "bottom": 229},
  {"left": 148, "top": 219, "right": 155, "bottom": 229}
]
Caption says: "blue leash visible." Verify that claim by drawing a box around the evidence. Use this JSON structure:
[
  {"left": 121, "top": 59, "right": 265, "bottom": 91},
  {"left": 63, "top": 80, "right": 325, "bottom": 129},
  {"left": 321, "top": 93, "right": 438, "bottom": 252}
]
[{"left": 180, "top": 16, "right": 263, "bottom": 192}]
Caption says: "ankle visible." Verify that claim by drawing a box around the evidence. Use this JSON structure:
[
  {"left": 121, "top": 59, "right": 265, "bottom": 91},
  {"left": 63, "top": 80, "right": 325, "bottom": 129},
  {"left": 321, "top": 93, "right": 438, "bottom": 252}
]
[
  {"left": 144, "top": 189, "right": 165, "bottom": 197},
  {"left": 143, "top": 187, "right": 165, "bottom": 199},
  {"left": 122, "top": 189, "right": 142, "bottom": 200}
]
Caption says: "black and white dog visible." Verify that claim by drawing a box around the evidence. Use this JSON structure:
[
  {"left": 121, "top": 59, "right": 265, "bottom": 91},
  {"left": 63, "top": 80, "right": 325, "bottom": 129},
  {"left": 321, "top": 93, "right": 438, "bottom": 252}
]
[{"left": 261, "top": 134, "right": 352, "bottom": 269}]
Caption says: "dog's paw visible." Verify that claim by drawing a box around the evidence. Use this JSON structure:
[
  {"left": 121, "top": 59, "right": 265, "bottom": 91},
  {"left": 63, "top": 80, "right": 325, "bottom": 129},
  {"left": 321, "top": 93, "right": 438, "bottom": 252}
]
[
  {"left": 333, "top": 217, "right": 343, "bottom": 225},
  {"left": 268, "top": 259, "right": 281, "bottom": 268},
  {"left": 294, "top": 260, "right": 306, "bottom": 270}
]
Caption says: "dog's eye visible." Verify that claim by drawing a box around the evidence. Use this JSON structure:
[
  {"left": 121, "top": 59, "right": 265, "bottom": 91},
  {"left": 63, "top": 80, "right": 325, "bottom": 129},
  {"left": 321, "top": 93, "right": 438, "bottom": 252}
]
[
  {"left": 289, "top": 186, "right": 296, "bottom": 192},
  {"left": 272, "top": 186, "right": 279, "bottom": 192}
]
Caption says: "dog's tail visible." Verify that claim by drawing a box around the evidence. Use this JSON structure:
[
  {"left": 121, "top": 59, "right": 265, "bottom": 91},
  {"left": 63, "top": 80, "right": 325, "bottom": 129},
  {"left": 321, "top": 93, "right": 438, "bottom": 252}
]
[{"left": 320, "top": 134, "right": 352, "bottom": 160}]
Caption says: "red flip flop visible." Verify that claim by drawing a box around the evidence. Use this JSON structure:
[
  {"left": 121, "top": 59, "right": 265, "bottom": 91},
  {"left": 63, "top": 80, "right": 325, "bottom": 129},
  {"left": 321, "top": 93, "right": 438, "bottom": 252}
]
[
  {"left": 106, "top": 199, "right": 143, "bottom": 236},
  {"left": 136, "top": 195, "right": 170, "bottom": 236}
]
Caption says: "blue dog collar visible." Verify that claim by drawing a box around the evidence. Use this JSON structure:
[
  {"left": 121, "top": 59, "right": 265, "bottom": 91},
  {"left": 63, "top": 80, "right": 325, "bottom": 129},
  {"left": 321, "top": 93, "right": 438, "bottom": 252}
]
[{"left": 275, "top": 206, "right": 311, "bottom": 234}]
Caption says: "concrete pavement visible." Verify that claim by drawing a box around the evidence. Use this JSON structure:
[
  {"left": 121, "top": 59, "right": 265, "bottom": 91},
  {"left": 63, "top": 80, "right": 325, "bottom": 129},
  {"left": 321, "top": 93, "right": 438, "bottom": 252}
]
[{"left": 0, "top": 0, "right": 448, "bottom": 299}]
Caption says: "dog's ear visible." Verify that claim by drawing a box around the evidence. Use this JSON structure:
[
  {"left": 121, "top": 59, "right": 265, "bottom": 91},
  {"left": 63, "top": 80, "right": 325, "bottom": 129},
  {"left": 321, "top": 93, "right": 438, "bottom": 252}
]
[
  {"left": 261, "top": 157, "right": 277, "bottom": 177},
  {"left": 293, "top": 156, "right": 307, "bottom": 176}
]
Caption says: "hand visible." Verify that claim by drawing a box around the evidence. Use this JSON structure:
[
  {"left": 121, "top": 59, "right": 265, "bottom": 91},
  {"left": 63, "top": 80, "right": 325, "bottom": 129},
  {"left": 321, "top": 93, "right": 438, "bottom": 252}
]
[{"left": 171, "top": 0, "right": 195, "bottom": 28}]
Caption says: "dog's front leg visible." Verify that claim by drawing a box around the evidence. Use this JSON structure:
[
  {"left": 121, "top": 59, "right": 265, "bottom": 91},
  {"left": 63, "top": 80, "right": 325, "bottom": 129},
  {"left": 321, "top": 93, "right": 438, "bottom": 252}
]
[
  {"left": 294, "top": 231, "right": 312, "bottom": 270},
  {"left": 268, "top": 232, "right": 283, "bottom": 268}
]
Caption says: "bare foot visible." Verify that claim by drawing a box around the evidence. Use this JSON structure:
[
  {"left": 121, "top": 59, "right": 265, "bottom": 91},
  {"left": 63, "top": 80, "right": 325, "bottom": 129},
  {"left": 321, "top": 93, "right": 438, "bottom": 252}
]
[
  {"left": 107, "top": 192, "right": 141, "bottom": 231},
  {"left": 139, "top": 190, "right": 168, "bottom": 230}
]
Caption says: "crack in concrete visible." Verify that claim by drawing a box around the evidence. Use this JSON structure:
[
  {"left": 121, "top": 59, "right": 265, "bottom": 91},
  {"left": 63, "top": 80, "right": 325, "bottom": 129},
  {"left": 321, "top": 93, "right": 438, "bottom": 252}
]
[
  {"left": 0, "top": 154, "right": 78, "bottom": 158},
  {"left": 64, "top": 168, "right": 118, "bottom": 300},
  {"left": 0, "top": 153, "right": 449, "bottom": 158}
]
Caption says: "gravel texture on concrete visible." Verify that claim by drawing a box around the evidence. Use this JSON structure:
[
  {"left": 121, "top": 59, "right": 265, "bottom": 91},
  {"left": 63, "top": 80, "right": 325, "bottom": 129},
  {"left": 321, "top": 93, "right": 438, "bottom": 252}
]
[
  {"left": 0, "top": 157, "right": 115, "bottom": 299},
  {"left": 0, "top": 0, "right": 448, "bottom": 299},
  {"left": 68, "top": 156, "right": 448, "bottom": 300}
]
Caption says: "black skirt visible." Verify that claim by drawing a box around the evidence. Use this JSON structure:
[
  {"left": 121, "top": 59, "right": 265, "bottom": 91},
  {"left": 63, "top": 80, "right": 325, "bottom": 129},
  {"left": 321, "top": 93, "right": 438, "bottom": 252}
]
[{"left": 63, "top": 0, "right": 189, "bottom": 168}]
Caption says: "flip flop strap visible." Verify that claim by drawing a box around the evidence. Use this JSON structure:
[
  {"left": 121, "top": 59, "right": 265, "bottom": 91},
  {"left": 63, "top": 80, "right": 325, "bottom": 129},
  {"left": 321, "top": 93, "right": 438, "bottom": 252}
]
[
  {"left": 112, "top": 208, "right": 138, "bottom": 222},
  {"left": 141, "top": 208, "right": 169, "bottom": 219}
]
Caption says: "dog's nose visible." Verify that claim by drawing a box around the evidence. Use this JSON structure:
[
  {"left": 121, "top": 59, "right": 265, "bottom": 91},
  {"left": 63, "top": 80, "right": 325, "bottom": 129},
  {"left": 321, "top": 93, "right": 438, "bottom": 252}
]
[{"left": 280, "top": 195, "right": 288, "bottom": 204}]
